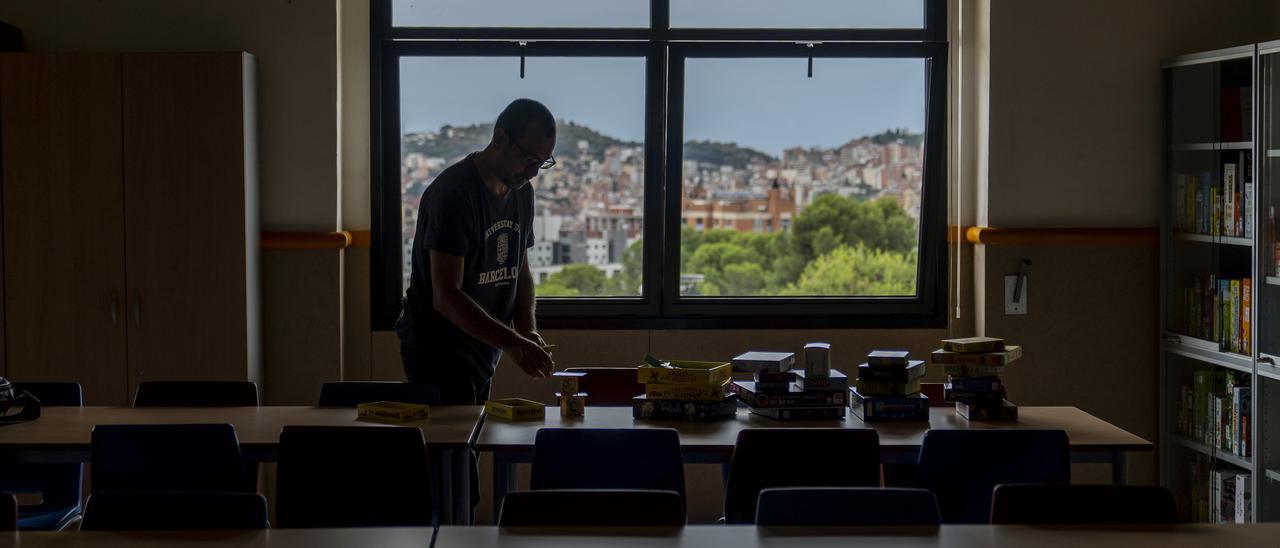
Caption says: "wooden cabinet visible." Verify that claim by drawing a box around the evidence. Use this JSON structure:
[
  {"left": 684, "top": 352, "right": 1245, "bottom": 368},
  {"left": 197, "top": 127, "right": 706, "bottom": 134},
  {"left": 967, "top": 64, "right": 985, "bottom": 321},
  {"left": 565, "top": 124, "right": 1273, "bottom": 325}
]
[{"left": 0, "top": 52, "right": 260, "bottom": 405}]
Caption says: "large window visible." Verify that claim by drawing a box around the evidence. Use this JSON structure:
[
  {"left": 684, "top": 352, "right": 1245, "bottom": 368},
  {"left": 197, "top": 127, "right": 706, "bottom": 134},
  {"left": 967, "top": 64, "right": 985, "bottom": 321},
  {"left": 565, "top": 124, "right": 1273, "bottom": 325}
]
[{"left": 372, "top": 0, "right": 947, "bottom": 329}]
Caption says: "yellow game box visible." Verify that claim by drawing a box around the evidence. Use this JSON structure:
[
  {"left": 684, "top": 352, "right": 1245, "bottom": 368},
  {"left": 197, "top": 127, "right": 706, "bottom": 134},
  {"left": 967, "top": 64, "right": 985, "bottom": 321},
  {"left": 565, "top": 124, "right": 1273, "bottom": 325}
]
[
  {"left": 356, "top": 401, "right": 430, "bottom": 423},
  {"left": 637, "top": 360, "right": 732, "bottom": 386},
  {"left": 485, "top": 398, "right": 547, "bottom": 421}
]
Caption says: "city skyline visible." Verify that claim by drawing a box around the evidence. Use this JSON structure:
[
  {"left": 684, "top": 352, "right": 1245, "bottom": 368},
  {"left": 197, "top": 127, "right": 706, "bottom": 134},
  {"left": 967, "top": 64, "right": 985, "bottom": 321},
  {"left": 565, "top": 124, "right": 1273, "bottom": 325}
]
[{"left": 399, "top": 56, "right": 926, "bottom": 158}]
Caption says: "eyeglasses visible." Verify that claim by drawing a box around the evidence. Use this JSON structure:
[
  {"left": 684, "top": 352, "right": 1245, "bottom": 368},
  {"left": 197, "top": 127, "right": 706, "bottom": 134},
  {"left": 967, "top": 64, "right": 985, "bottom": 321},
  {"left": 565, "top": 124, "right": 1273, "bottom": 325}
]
[{"left": 511, "top": 139, "right": 556, "bottom": 170}]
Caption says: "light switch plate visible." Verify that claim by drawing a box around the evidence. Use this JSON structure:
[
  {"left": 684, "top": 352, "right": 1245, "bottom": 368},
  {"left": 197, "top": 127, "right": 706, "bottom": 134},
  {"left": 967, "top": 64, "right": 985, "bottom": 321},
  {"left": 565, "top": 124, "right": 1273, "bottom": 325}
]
[{"left": 1004, "top": 275, "right": 1028, "bottom": 315}]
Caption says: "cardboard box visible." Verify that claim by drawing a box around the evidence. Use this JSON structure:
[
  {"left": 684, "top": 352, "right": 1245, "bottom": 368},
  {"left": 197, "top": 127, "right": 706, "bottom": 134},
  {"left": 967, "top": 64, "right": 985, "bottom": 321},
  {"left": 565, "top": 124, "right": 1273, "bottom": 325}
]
[
  {"left": 356, "top": 401, "right": 430, "bottom": 423},
  {"left": 485, "top": 398, "right": 547, "bottom": 421},
  {"left": 637, "top": 360, "right": 731, "bottom": 386}
]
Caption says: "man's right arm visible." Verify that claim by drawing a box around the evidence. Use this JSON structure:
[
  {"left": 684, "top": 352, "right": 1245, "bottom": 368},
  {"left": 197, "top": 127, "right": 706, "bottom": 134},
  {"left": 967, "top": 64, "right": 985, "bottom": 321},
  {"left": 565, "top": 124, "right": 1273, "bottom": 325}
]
[{"left": 430, "top": 250, "right": 554, "bottom": 378}]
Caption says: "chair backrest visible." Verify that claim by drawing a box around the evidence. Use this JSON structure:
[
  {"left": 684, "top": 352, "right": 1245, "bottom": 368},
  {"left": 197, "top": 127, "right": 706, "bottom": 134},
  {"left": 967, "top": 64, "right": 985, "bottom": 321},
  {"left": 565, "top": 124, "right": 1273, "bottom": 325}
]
[
  {"left": 90, "top": 424, "right": 245, "bottom": 494},
  {"left": 317, "top": 381, "right": 441, "bottom": 407},
  {"left": 991, "top": 484, "right": 1178, "bottom": 525},
  {"left": 562, "top": 368, "right": 643, "bottom": 405},
  {"left": 531, "top": 428, "right": 685, "bottom": 506},
  {"left": 723, "top": 428, "right": 881, "bottom": 524},
  {"left": 755, "top": 487, "right": 941, "bottom": 526},
  {"left": 133, "top": 381, "right": 259, "bottom": 407},
  {"left": 0, "top": 493, "right": 15, "bottom": 531},
  {"left": 81, "top": 491, "right": 270, "bottom": 531},
  {"left": 915, "top": 429, "right": 1070, "bottom": 523},
  {"left": 14, "top": 382, "right": 83, "bottom": 406},
  {"left": 0, "top": 382, "right": 84, "bottom": 527},
  {"left": 498, "top": 489, "right": 684, "bottom": 527},
  {"left": 275, "top": 426, "right": 433, "bottom": 528}
]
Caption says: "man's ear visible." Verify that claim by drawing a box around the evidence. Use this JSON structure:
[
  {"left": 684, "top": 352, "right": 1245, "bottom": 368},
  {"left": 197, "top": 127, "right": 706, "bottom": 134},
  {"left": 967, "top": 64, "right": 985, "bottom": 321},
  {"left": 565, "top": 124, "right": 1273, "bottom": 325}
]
[{"left": 492, "top": 126, "right": 509, "bottom": 146}]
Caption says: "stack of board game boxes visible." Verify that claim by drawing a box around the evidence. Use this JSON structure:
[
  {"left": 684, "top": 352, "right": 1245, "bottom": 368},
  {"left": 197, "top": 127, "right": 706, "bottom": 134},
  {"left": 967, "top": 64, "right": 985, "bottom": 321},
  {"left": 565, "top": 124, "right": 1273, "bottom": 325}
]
[
  {"left": 632, "top": 355, "right": 737, "bottom": 422},
  {"left": 849, "top": 350, "right": 930, "bottom": 421},
  {"left": 731, "top": 344, "right": 848, "bottom": 421},
  {"left": 932, "top": 336, "right": 1022, "bottom": 421}
]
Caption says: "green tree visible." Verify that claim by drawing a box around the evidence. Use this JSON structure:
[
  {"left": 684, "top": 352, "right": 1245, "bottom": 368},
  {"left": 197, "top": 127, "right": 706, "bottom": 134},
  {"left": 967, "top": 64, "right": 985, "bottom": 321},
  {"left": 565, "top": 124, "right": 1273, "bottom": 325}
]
[
  {"left": 610, "top": 239, "right": 644, "bottom": 295},
  {"left": 535, "top": 281, "right": 580, "bottom": 297},
  {"left": 791, "top": 194, "right": 916, "bottom": 259},
  {"left": 781, "top": 245, "right": 918, "bottom": 296},
  {"left": 544, "top": 263, "right": 607, "bottom": 295}
]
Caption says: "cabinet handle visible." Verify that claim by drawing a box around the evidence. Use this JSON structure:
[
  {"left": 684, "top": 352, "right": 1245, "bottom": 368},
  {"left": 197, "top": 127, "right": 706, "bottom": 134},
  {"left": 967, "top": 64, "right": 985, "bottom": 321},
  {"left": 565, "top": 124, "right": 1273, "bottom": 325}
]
[
  {"left": 132, "top": 290, "right": 141, "bottom": 326},
  {"left": 110, "top": 289, "right": 119, "bottom": 325}
]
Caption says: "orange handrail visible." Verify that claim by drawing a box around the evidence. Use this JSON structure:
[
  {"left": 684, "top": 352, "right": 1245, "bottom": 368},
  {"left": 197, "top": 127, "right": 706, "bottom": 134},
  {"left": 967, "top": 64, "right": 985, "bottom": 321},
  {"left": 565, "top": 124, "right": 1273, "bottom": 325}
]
[{"left": 964, "top": 226, "right": 1157, "bottom": 246}]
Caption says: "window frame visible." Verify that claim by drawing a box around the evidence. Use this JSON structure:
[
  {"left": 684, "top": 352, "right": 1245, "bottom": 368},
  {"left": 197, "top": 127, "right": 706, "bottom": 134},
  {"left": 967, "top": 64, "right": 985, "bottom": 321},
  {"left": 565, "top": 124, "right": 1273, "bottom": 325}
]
[{"left": 371, "top": 0, "right": 948, "bottom": 330}]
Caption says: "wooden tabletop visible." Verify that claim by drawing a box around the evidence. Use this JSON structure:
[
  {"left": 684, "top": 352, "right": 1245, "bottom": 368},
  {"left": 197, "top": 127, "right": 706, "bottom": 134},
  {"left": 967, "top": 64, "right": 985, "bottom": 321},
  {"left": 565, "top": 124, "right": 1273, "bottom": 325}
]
[
  {"left": 2, "top": 524, "right": 1278, "bottom": 547},
  {"left": 0, "top": 406, "right": 485, "bottom": 456},
  {"left": 476, "top": 406, "right": 1151, "bottom": 454}
]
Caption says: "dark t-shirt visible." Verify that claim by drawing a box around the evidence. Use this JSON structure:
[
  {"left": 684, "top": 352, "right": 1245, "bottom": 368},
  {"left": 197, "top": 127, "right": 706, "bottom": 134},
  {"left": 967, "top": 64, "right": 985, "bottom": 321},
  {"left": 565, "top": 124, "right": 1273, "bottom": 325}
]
[{"left": 396, "top": 154, "right": 534, "bottom": 379}]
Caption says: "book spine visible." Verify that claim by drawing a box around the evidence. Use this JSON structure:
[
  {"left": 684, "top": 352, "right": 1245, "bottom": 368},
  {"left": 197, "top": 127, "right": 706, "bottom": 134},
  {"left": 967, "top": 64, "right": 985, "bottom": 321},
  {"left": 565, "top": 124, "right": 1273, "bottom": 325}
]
[
  {"left": 1224, "top": 163, "right": 1235, "bottom": 237},
  {"left": 1231, "top": 279, "right": 1241, "bottom": 353},
  {"left": 1176, "top": 174, "right": 1186, "bottom": 231},
  {"left": 1242, "top": 278, "right": 1251, "bottom": 355}
]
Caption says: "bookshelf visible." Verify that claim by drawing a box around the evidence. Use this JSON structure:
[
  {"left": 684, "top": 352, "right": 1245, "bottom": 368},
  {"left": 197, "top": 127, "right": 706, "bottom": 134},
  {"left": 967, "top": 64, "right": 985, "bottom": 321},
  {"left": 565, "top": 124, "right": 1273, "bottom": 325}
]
[{"left": 1161, "top": 41, "right": 1280, "bottom": 525}]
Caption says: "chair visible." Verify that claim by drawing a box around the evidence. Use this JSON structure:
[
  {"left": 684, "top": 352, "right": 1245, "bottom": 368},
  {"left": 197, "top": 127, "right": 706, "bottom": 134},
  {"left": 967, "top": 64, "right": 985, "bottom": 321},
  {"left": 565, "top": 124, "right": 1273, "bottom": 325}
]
[
  {"left": 0, "top": 493, "right": 15, "bottom": 531},
  {"left": 275, "top": 426, "right": 434, "bottom": 528},
  {"left": 915, "top": 430, "right": 1070, "bottom": 523},
  {"left": 755, "top": 487, "right": 941, "bottom": 526},
  {"left": 990, "top": 484, "right": 1178, "bottom": 525},
  {"left": 317, "top": 381, "right": 441, "bottom": 407},
  {"left": 498, "top": 490, "right": 684, "bottom": 527},
  {"left": 90, "top": 424, "right": 245, "bottom": 494},
  {"left": 531, "top": 429, "right": 685, "bottom": 507},
  {"left": 0, "top": 382, "right": 84, "bottom": 530},
  {"left": 80, "top": 491, "right": 269, "bottom": 531},
  {"left": 562, "top": 368, "right": 644, "bottom": 405},
  {"left": 133, "top": 381, "right": 259, "bottom": 407},
  {"left": 723, "top": 429, "right": 881, "bottom": 524}
]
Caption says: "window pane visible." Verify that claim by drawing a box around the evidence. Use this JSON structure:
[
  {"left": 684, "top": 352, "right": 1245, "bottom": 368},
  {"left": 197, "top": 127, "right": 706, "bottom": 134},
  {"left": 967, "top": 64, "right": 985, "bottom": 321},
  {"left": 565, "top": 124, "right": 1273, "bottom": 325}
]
[
  {"left": 399, "top": 56, "right": 646, "bottom": 298},
  {"left": 670, "top": 0, "right": 923, "bottom": 29},
  {"left": 392, "top": 0, "right": 648, "bottom": 27},
  {"left": 679, "top": 57, "right": 926, "bottom": 297}
]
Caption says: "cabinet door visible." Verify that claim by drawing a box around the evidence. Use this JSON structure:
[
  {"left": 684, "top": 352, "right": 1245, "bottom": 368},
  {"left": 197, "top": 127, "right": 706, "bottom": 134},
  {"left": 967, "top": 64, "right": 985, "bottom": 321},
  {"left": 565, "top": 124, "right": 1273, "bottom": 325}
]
[
  {"left": 122, "top": 53, "right": 252, "bottom": 390},
  {"left": 0, "top": 53, "right": 129, "bottom": 405}
]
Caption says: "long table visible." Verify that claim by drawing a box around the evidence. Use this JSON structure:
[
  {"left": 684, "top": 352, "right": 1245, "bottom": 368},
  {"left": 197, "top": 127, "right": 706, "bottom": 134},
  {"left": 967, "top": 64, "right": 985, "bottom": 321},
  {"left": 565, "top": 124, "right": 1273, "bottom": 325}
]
[
  {"left": 476, "top": 406, "right": 1152, "bottom": 517},
  {"left": 0, "top": 406, "right": 485, "bottom": 525},
  {"left": 2, "top": 524, "right": 1278, "bottom": 547}
]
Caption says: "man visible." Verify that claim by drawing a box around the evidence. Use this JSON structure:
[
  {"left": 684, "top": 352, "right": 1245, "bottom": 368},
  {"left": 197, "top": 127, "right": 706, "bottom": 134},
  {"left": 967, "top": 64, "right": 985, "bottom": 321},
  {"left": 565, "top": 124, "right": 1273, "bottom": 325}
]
[{"left": 397, "top": 98, "right": 556, "bottom": 405}]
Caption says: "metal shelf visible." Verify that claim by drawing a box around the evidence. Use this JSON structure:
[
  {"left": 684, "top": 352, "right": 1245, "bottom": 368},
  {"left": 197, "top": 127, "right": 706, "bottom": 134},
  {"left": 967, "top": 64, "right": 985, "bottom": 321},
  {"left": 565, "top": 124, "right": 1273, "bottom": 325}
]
[
  {"left": 1170, "top": 233, "right": 1252, "bottom": 247},
  {"left": 1266, "top": 276, "right": 1280, "bottom": 286},
  {"left": 1169, "top": 142, "right": 1253, "bottom": 151},
  {"left": 1172, "top": 436, "right": 1252, "bottom": 469},
  {"left": 1163, "top": 333, "right": 1253, "bottom": 373},
  {"left": 1268, "top": 469, "right": 1280, "bottom": 483},
  {"left": 1268, "top": 149, "right": 1280, "bottom": 158}
]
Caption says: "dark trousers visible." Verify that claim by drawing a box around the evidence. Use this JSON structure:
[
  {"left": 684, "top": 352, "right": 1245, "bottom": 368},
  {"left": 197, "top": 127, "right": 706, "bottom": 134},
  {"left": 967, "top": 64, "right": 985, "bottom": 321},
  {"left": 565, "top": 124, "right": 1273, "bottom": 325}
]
[{"left": 400, "top": 345, "right": 489, "bottom": 515}]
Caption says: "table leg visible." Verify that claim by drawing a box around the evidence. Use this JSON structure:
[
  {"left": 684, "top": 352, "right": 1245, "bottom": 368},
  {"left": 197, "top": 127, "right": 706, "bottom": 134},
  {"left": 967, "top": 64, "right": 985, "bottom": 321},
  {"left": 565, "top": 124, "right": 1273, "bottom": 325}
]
[
  {"left": 454, "top": 447, "right": 472, "bottom": 525},
  {"left": 1111, "top": 451, "right": 1128, "bottom": 485},
  {"left": 492, "top": 452, "right": 520, "bottom": 521},
  {"left": 435, "top": 448, "right": 453, "bottom": 525}
]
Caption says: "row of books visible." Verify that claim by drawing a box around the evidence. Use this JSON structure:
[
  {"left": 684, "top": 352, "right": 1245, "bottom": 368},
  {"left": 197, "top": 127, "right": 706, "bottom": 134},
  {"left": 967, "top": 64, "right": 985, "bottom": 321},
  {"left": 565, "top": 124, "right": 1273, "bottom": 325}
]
[
  {"left": 1176, "top": 369, "right": 1251, "bottom": 458},
  {"left": 733, "top": 347, "right": 849, "bottom": 421},
  {"left": 1209, "top": 469, "right": 1252, "bottom": 524},
  {"left": 849, "top": 350, "right": 928, "bottom": 422},
  {"left": 1184, "top": 455, "right": 1252, "bottom": 524},
  {"left": 936, "top": 337, "right": 1021, "bottom": 421},
  {"left": 632, "top": 355, "right": 736, "bottom": 422},
  {"left": 1172, "top": 151, "right": 1253, "bottom": 238},
  {"left": 1179, "top": 275, "right": 1251, "bottom": 355}
]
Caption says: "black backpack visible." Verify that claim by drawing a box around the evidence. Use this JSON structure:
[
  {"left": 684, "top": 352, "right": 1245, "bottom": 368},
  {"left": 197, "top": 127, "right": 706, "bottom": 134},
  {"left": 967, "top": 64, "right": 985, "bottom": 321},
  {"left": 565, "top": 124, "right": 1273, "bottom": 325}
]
[{"left": 0, "top": 377, "right": 40, "bottom": 425}]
